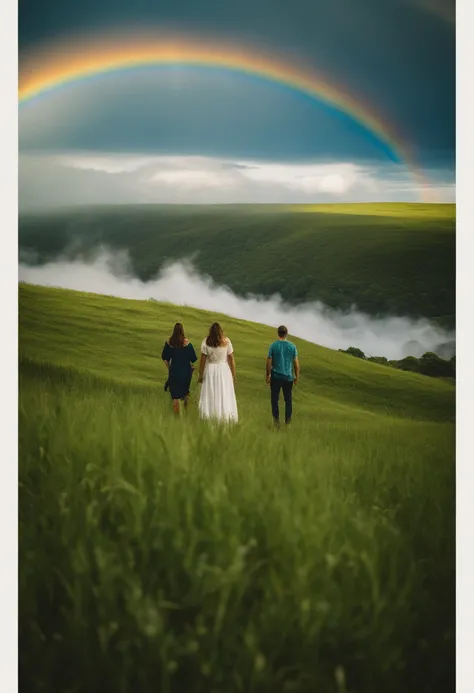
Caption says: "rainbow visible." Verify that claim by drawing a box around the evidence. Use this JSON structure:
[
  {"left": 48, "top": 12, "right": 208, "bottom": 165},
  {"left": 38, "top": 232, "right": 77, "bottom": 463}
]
[{"left": 18, "top": 34, "right": 432, "bottom": 199}]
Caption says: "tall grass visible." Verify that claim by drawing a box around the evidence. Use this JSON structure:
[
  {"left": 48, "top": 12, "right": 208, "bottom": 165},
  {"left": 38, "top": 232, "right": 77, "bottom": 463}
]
[
  {"left": 19, "top": 370, "right": 454, "bottom": 693},
  {"left": 18, "top": 286, "right": 455, "bottom": 692}
]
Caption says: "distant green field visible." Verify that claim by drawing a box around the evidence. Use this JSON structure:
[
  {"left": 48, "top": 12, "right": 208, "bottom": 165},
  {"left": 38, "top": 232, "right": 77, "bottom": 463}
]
[
  {"left": 19, "top": 283, "right": 455, "bottom": 693},
  {"left": 19, "top": 202, "right": 456, "bottom": 328},
  {"left": 283, "top": 203, "right": 455, "bottom": 218}
]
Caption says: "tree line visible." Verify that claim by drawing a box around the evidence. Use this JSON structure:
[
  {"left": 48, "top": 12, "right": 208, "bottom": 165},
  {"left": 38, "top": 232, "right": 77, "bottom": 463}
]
[{"left": 339, "top": 346, "right": 455, "bottom": 379}]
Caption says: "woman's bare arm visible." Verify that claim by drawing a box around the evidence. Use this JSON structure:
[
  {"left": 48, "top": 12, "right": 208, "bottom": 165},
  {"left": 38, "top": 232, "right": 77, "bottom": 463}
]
[
  {"left": 198, "top": 353, "right": 207, "bottom": 382},
  {"left": 161, "top": 341, "right": 171, "bottom": 371},
  {"left": 227, "top": 353, "right": 236, "bottom": 379}
]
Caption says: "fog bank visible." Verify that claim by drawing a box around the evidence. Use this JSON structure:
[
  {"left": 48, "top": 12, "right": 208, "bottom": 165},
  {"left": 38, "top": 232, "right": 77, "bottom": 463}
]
[{"left": 19, "top": 251, "right": 455, "bottom": 360}]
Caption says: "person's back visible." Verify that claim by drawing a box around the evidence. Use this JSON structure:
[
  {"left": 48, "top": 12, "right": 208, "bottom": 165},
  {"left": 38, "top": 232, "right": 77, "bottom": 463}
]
[
  {"left": 198, "top": 322, "right": 238, "bottom": 423},
  {"left": 202, "top": 340, "right": 230, "bottom": 364},
  {"left": 167, "top": 342, "right": 196, "bottom": 374},
  {"left": 161, "top": 323, "right": 198, "bottom": 416},
  {"left": 266, "top": 326, "right": 299, "bottom": 427},
  {"left": 269, "top": 338, "right": 297, "bottom": 381}
]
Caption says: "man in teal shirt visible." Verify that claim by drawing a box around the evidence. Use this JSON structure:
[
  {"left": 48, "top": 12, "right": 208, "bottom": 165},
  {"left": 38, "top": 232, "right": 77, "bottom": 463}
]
[{"left": 266, "top": 325, "right": 300, "bottom": 426}]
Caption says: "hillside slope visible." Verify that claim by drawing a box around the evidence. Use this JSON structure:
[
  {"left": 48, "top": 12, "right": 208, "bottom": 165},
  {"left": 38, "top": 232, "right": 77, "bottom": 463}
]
[
  {"left": 19, "top": 203, "right": 456, "bottom": 327},
  {"left": 18, "top": 283, "right": 455, "bottom": 693},
  {"left": 19, "top": 283, "right": 454, "bottom": 423}
]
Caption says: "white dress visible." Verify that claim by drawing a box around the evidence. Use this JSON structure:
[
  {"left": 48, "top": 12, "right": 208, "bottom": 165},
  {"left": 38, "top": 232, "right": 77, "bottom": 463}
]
[{"left": 199, "top": 338, "right": 238, "bottom": 423}]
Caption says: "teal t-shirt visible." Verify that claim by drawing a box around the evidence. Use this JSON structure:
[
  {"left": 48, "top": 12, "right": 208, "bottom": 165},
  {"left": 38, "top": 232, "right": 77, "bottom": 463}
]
[{"left": 268, "top": 340, "right": 298, "bottom": 381}]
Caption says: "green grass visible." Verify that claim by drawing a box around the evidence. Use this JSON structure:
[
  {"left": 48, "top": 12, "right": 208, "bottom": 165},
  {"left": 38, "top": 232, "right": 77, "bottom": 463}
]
[
  {"left": 285, "top": 203, "right": 455, "bottom": 218},
  {"left": 19, "top": 202, "right": 456, "bottom": 327},
  {"left": 19, "top": 283, "right": 455, "bottom": 693}
]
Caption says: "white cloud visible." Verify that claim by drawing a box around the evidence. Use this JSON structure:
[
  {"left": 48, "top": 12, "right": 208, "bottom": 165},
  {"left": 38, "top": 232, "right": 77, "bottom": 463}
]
[
  {"left": 19, "top": 151, "right": 455, "bottom": 210},
  {"left": 318, "top": 174, "right": 349, "bottom": 194},
  {"left": 54, "top": 153, "right": 155, "bottom": 174},
  {"left": 237, "top": 160, "right": 377, "bottom": 195},
  {"left": 150, "top": 167, "right": 237, "bottom": 190},
  {"left": 18, "top": 251, "right": 455, "bottom": 361}
]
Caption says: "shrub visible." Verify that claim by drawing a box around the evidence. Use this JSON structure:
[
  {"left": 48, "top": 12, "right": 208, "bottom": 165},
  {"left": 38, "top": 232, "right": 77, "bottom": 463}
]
[
  {"left": 419, "top": 352, "right": 454, "bottom": 378},
  {"left": 367, "top": 356, "right": 388, "bottom": 365},
  {"left": 339, "top": 346, "right": 366, "bottom": 359},
  {"left": 395, "top": 356, "right": 421, "bottom": 373}
]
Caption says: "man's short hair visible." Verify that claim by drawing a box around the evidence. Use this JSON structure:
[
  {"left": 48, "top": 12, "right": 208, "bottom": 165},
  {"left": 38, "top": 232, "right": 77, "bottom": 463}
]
[{"left": 278, "top": 325, "right": 288, "bottom": 337}]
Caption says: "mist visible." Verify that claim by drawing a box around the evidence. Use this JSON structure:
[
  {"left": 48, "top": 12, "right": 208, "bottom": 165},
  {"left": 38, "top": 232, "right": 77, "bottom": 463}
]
[{"left": 18, "top": 250, "right": 454, "bottom": 360}]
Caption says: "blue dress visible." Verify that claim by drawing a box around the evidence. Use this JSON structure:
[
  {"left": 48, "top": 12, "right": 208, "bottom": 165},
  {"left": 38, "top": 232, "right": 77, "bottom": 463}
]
[{"left": 161, "top": 341, "right": 198, "bottom": 400}]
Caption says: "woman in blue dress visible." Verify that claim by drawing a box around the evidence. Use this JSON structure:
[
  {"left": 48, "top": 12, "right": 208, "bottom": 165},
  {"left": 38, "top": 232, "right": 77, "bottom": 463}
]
[{"left": 161, "top": 323, "right": 198, "bottom": 415}]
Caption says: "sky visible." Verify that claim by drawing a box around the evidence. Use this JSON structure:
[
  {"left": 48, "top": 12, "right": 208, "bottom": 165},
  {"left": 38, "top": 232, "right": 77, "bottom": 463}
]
[{"left": 18, "top": 0, "right": 456, "bottom": 208}]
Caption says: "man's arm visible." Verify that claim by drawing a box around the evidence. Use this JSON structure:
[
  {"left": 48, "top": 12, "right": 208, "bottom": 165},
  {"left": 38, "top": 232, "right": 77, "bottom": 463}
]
[
  {"left": 293, "top": 357, "right": 300, "bottom": 384},
  {"left": 266, "top": 357, "right": 272, "bottom": 384}
]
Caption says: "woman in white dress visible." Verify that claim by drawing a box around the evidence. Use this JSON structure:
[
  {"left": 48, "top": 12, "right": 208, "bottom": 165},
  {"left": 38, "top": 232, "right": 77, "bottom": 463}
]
[{"left": 197, "top": 322, "right": 238, "bottom": 423}]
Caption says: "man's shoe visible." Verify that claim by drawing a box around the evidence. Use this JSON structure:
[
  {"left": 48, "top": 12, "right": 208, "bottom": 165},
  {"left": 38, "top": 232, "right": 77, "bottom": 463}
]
[{"left": 273, "top": 418, "right": 280, "bottom": 429}]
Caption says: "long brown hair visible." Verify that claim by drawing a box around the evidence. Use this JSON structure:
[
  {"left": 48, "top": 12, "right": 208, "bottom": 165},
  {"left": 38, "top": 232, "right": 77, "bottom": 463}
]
[
  {"left": 206, "top": 322, "right": 226, "bottom": 348},
  {"left": 169, "top": 322, "right": 186, "bottom": 348}
]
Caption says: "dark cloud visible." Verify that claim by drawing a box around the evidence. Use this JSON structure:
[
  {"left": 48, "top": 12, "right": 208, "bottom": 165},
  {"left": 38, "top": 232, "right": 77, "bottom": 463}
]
[
  {"left": 19, "top": 0, "right": 455, "bottom": 169},
  {"left": 19, "top": 69, "right": 402, "bottom": 163}
]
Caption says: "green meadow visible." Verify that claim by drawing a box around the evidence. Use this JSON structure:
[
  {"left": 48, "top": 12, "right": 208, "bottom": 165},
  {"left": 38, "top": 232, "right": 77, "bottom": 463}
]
[
  {"left": 19, "top": 202, "right": 456, "bottom": 327},
  {"left": 19, "top": 282, "right": 455, "bottom": 693}
]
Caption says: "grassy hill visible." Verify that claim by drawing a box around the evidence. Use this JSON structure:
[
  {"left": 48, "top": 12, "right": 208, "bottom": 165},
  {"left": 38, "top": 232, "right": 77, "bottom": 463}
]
[
  {"left": 19, "top": 283, "right": 455, "bottom": 693},
  {"left": 19, "top": 203, "right": 456, "bottom": 328}
]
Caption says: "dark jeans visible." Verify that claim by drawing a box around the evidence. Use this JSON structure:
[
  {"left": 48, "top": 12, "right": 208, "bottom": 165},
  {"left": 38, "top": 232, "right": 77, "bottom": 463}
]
[{"left": 270, "top": 376, "right": 293, "bottom": 423}]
